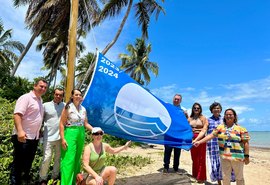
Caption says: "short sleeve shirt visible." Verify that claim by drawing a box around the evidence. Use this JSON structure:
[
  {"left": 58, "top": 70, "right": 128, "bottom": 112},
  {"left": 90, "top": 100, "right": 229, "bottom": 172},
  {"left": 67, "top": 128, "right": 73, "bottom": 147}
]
[
  {"left": 212, "top": 123, "right": 250, "bottom": 161},
  {"left": 43, "top": 101, "right": 65, "bottom": 141},
  {"left": 13, "top": 91, "right": 44, "bottom": 140}
]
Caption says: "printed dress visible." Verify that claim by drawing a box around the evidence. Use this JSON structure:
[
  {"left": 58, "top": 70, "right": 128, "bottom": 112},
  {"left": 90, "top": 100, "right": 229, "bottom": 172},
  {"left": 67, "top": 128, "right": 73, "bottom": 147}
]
[
  {"left": 207, "top": 115, "right": 223, "bottom": 182},
  {"left": 207, "top": 115, "right": 235, "bottom": 182}
]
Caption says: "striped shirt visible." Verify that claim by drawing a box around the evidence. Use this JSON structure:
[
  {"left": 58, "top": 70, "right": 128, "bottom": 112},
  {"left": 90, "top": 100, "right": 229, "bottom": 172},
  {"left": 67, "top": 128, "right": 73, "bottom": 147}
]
[{"left": 212, "top": 123, "right": 250, "bottom": 161}]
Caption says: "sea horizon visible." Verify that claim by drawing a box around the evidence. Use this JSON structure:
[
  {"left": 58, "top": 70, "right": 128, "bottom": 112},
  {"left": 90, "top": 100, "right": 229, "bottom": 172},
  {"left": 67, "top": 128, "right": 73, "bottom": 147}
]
[{"left": 249, "top": 131, "right": 270, "bottom": 149}]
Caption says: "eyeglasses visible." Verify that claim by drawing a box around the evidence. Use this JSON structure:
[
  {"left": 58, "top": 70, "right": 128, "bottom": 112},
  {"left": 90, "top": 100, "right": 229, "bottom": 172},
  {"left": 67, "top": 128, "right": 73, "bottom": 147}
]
[
  {"left": 93, "top": 132, "right": 103, "bottom": 136},
  {"left": 174, "top": 98, "right": 180, "bottom": 101},
  {"left": 54, "top": 93, "right": 63, "bottom": 97},
  {"left": 193, "top": 107, "right": 200, "bottom": 110},
  {"left": 225, "top": 114, "right": 234, "bottom": 117}
]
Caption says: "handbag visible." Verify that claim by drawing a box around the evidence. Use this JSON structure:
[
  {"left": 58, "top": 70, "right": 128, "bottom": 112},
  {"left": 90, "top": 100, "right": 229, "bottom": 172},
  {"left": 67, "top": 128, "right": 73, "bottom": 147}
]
[{"left": 76, "top": 173, "right": 89, "bottom": 185}]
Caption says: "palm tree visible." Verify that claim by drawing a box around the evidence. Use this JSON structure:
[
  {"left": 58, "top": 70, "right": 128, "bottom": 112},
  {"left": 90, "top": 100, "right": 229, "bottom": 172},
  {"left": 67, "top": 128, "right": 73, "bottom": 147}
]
[
  {"left": 11, "top": 0, "right": 101, "bottom": 76},
  {"left": 0, "top": 19, "right": 25, "bottom": 78},
  {"left": 79, "top": 0, "right": 165, "bottom": 88},
  {"left": 75, "top": 52, "right": 96, "bottom": 92},
  {"left": 36, "top": 22, "right": 86, "bottom": 89},
  {"left": 119, "top": 38, "right": 158, "bottom": 85},
  {"left": 98, "top": 0, "right": 165, "bottom": 54}
]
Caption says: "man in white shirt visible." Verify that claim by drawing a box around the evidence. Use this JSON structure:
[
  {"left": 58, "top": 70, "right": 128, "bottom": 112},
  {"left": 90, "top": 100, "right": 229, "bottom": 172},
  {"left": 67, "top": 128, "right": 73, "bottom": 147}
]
[{"left": 39, "top": 87, "right": 65, "bottom": 184}]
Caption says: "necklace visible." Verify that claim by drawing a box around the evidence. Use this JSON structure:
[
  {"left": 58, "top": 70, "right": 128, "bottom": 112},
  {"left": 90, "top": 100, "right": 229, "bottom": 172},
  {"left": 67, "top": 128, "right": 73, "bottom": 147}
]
[{"left": 225, "top": 123, "right": 235, "bottom": 148}]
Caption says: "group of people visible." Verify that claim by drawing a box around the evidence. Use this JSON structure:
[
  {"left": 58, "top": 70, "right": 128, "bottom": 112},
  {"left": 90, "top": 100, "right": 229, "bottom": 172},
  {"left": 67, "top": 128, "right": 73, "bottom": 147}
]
[
  {"left": 10, "top": 78, "right": 130, "bottom": 185},
  {"left": 9, "top": 78, "right": 250, "bottom": 185},
  {"left": 163, "top": 94, "right": 250, "bottom": 185}
]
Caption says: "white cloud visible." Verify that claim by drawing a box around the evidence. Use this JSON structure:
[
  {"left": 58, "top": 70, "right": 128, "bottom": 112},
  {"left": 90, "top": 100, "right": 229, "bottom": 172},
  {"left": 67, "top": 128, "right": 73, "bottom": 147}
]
[
  {"left": 264, "top": 58, "right": 270, "bottom": 62},
  {"left": 229, "top": 105, "right": 253, "bottom": 114},
  {"left": 150, "top": 84, "right": 178, "bottom": 102},
  {"left": 220, "top": 76, "right": 270, "bottom": 102},
  {"left": 184, "top": 87, "right": 195, "bottom": 91},
  {"left": 238, "top": 118, "right": 245, "bottom": 124},
  {"left": 150, "top": 76, "right": 270, "bottom": 122},
  {"left": 248, "top": 118, "right": 260, "bottom": 124},
  {"left": 16, "top": 59, "right": 46, "bottom": 80}
]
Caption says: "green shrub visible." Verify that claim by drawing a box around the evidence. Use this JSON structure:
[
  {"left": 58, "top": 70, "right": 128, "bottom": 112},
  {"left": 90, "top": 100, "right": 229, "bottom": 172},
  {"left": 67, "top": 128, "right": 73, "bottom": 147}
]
[
  {"left": 0, "top": 76, "right": 32, "bottom": 101},
  {"left": 0, "top": 98, "right": 16, "bottom": 184},
  {"left": 106, "top": 155, "right": 151, "bottom": 172},
  {"left": 0, "top": 97, "right": 152, "bottom": 184}
]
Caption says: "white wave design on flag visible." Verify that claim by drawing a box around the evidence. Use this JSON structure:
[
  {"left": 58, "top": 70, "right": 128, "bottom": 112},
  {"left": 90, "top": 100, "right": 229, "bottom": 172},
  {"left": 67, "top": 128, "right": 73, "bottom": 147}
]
[{"left": 114, "top": 83, "right": 171, "bottom": 137}]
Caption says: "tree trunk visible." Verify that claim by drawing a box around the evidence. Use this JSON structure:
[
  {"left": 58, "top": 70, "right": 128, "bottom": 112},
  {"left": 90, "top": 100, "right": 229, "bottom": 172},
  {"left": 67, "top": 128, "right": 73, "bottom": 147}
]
[
  {"left": 101, "top": 0, "right": 133, "bottom": 55},
  {"left": 53, "top": 68, "right": 58, "bottom": 90},
  {"left": 11, "top": 31, "right": 38, "bottom": 76},
  {"left": 77, "top": 0, "right": 133, "bottom": 89},
  {"left": 11, "top": 14, "right": 49, "bottom": 77},
  {"left": 65, "top": 0, "right": 79, "bottom": 102},
  {"left": 76, "top": 60, "right": 95, "bottom": 89}
]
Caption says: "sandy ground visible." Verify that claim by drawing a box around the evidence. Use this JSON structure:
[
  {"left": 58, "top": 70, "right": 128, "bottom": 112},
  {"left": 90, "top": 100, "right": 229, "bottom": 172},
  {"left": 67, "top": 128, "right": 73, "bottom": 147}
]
[{"left": 115, "top": 145, "right": 270, "bottom": 185}]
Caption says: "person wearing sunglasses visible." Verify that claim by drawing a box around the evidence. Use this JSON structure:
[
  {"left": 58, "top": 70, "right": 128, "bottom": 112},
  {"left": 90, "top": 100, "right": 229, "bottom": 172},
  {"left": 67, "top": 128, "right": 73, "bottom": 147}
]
[
  {"left": 82, "top": 127, "right": 131, "bottom": 185},
  {"left": 188, "top": 102, "right": 208, "bottom": 183},
  {"left": 59, "top": 89, "right": 93, "bottom": 185},
  {"left": 194, "top": 108, "right": 250, "bottom": 185}
]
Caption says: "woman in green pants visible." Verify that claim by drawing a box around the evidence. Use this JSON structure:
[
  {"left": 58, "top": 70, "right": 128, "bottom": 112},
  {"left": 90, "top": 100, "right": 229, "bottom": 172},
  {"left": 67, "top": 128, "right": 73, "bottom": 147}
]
[{"left": 59, "top": 89, "right": 93, "bottom": 185}]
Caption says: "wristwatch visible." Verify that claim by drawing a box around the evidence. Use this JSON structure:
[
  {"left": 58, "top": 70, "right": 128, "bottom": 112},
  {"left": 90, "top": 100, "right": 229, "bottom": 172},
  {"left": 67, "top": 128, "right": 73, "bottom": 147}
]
[{"left": 244, "top": 154, "right": 249, "bottom": 158}]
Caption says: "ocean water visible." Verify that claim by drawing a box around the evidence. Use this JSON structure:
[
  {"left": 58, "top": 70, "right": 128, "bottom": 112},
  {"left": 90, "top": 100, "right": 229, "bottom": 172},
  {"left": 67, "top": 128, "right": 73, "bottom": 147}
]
[{"left": 249, "top": 131, "right": 270, "bottom": 148}]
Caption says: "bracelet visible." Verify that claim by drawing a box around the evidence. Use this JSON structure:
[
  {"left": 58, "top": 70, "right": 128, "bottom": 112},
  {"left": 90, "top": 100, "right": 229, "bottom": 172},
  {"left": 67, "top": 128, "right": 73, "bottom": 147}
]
[{"left": 244, "top": 154, "right": 249, "bottom": 158}]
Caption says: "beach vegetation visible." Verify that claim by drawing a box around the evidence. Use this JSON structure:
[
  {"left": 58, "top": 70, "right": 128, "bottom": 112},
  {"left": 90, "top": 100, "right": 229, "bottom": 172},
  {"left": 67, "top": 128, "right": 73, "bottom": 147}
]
[
  {"left": 0, "top": 19, "right": 25, "bottom": 76},
  {"left": 0, "top": 96, "right": 152, "bottom": 184}
]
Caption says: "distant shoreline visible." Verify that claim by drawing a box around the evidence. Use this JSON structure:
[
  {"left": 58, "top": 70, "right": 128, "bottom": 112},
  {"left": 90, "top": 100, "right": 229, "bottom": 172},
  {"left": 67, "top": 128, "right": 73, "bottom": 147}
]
[{"left": 250, "top": 145, "right": 270, "bottom": 150}]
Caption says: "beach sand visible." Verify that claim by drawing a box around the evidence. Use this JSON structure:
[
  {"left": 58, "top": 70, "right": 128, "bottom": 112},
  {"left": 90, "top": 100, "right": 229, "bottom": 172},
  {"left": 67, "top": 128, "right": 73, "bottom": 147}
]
[{"left": 115, "top": 145, "right": 270, "bottom": 185}]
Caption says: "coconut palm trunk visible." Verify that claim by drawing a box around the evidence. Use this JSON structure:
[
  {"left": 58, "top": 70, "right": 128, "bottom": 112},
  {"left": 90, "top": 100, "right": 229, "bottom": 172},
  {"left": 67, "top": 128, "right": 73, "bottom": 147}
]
[
  {"left": 11, "top": 16, "right": 47, "bottom": 77},
  {"left": 102, "top": 0, "right": 133, "bottom": 55},
  {"left": 10, "top": 32, "right": 37, "bottom": 76},
  {"left": 76, "top": 0, "right": 133, "bottom": 89}
]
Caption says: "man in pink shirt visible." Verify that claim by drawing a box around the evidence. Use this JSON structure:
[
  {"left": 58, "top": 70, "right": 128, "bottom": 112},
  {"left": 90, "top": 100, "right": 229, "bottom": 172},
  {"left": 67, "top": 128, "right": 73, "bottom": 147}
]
[{"left": 10, "top": 78, "right": 47, "bottom": 185}]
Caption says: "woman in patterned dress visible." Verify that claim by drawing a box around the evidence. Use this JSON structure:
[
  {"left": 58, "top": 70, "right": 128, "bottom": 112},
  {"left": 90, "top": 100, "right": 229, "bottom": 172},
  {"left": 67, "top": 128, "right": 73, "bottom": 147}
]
[
  {"left": 194, "top": 108, "right": 250, "bottom": 185},
  {"left": 207, "top": 102, "right": 223, "bottom": 185}
]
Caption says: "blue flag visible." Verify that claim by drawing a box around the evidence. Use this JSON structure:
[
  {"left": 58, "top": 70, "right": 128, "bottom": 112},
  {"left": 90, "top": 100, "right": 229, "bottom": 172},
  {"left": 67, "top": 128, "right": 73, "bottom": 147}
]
[{"left": 82, "top": 52, "right": 193, "bottom": 150}]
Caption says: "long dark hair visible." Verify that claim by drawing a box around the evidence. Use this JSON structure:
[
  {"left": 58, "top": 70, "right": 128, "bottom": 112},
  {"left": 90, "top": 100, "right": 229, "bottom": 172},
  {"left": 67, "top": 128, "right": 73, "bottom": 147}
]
[
  {"left": 65, "top": 89, "right": 82, "bottom": 109},
  {"left": 190, "top": 102, "right": 202, "bottom": 118}
]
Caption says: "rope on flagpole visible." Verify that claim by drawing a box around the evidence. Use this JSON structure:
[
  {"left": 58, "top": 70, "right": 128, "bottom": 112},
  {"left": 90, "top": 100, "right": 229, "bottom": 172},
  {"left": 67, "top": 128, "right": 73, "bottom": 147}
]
[
  {"left": 82, "top": 0, "right": 98, "bottom": 50},
  {"left": 77, "top": 0, "right": 99, "bottom": 90}
]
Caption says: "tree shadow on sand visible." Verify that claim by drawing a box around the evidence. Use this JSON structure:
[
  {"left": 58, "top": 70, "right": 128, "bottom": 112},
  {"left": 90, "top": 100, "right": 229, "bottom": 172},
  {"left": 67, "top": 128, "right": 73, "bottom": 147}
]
[
  {"left": 116, "top": 168, "right": 192, "bottom": 185},
  {"left": 116, "top": 167, "right": 221, "bottom": 185}
]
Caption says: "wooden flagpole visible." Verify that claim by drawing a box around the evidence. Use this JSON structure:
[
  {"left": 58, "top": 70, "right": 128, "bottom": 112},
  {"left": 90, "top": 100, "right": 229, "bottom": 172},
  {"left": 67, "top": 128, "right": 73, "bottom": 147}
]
[{"left": 65, "top": 0, "right": 79, "bottom": 102}]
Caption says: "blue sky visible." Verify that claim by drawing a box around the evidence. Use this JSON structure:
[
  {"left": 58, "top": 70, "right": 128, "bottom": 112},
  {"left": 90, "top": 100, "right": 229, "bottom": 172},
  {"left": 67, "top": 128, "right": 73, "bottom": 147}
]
[{"left": 1, "top": 1, "right": 270, "bottom": 131}]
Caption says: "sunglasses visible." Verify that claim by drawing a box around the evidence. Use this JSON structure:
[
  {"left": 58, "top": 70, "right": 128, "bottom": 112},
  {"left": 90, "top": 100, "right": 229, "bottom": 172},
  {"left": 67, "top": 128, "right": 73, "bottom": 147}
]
[
  {"left": 193, "top": 107, "right": 200, "bottom": 110},
  {"left": 93, "top": 132, "right": 103, "bottom": 136}
]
